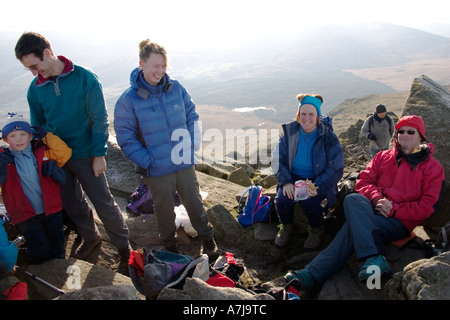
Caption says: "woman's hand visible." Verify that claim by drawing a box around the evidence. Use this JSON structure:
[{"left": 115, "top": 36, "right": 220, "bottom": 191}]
[
  {"left": 306, "top": 186, "right": 318, "bottom": 197},
  {"left": 282, "top": 183, "right": 295, "bottom": 200}
]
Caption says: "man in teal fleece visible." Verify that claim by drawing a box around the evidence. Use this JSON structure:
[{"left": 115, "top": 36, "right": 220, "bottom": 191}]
[{"left": 15, "top": 32, "right": 131, "bottom": 261}]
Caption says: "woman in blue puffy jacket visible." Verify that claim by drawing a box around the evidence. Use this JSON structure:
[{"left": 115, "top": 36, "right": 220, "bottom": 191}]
[
  {"left": 271, "top": 94, "right": 344, "bottom": 250},
  {"left": 114, "top": 39, "right": 218, "bottom": 260}
]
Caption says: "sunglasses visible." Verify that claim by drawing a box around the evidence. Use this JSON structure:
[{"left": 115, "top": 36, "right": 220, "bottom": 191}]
[{"left": 397, "top": 129, "right": 417, "bottom": 135}]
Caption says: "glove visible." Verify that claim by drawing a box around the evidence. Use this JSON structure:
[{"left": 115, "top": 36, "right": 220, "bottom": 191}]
[
  {"left": 42, "top": 161, "right": 66, "bottom": 184},
  {"left": 31, "top": 125, "right": 47, "bottom": 140},
  {"left": 367, "top": 133, "right": 377, "bottom": 141},
  {"left": 0, "top": 150, "right": 14, "bottom": 186},
  {"left": 0, "top": 150, "right": 14, "bottom": 167}
]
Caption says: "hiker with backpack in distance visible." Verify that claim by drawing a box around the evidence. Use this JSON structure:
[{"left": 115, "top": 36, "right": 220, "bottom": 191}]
[
  {"left": 270, "top": 94, "right": 344, "bottom": 250},
  {"left": 114, "top": 39, "right": 219, "bottom": 261},
  {"left": 361, "top": 104, "right": 395, "bottom": 158},
  {"left": 284, "top": 115, "right": 445, "bottom": 292}
]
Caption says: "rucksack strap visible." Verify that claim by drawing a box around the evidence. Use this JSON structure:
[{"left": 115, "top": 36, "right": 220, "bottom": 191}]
[{"left": 238, "top": 186, "right": 252, "bottom": 214}]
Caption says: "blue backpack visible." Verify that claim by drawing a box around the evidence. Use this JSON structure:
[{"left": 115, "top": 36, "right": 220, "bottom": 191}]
[{"left": 237, "top": 185, "right": 272, "bottom": 227}]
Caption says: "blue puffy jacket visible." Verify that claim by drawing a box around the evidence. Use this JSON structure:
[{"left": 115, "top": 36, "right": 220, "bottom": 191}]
[
  {"left": 271, "top": 117, "right": 344, "bottom": 208},
  {"left": 114, "top": 68, "right": 200, "bottom": 178}
]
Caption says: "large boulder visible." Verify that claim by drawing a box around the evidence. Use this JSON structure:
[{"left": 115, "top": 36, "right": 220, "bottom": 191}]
[
  {"left": 400, "top": 75, "right": 450, "bottom": 229},
  {"left": 55, "top": 284, "right": 141, "bottom": 300},
  {"left": 385, "top": 251, "right": 450, "bottom": 300},
  {"left": 105, "top": 138, "right": 141, "bottom": 197},
  {"left": 157, "top": 277, "right": 273, "bottom": 300},
  {"left": 24, "top": 258, "right": 141, "bottom": 300}
]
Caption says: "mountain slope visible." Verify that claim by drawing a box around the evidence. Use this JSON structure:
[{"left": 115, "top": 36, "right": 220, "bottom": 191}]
[
  {"left": 1, "top": 23, "right": 449, "bottom": 121},
  {"left": 180, "top": 23, "right": 450, "bottom": 115}
]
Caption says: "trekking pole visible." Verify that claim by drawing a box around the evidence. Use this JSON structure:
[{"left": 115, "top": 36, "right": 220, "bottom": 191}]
[{"left": 23, "top": 270, "right": 66, "bottom": 295}]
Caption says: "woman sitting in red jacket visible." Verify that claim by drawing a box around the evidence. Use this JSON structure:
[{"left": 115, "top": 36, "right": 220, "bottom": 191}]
[{"left": 283, "top": 115, "right": 445, "bottom": 291}]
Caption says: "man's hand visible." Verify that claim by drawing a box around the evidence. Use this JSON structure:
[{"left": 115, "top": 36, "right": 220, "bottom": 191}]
[
  {"left": 375, "top": 198, "right": 393, "bottom": 217},
  {"left": 93, "top": 156, "right": 106, "bottom": 177}
]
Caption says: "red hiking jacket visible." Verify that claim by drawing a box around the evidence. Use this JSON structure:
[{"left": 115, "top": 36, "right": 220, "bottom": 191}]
[
  {"left": 1, "top": 141, "right": 63, "bottom": 224},
  {"left": 356, "top": 143, "right": 445, "bottom": 232}
]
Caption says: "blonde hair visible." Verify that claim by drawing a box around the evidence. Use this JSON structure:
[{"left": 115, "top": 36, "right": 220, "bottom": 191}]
[
  {"left": 138, "top": 39, "right": 168, "bottom": 66},
  {"left": 295, "top": 94, "right": 323, "bottom": 124}
]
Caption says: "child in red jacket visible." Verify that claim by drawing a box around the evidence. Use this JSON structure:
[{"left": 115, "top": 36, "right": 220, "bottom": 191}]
[{"left": 0, "top": 113, "right": 71, "bottom": 265}]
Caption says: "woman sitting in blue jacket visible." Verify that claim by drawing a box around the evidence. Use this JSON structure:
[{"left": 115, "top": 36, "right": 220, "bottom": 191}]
[
  {"left": 271, "top": 94, "right": 344, "bottom": 249},
  {"left": 114, "top": 39, "right": 218, "bottom": 260}
]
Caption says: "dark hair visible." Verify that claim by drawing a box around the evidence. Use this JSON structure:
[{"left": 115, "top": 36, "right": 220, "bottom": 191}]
[{"left": 15, "top": 32, "right": 53, "bottom": 61}]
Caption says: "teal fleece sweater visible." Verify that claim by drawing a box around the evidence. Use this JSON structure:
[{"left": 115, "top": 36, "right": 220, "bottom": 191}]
[{"left": 27, "top": 56, "right": 109, "bottom": 159}]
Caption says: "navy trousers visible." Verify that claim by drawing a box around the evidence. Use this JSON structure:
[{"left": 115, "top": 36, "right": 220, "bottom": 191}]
[
  {"left": 275, "top": 183, "right": 325, "bottom": 228},
  {"left": 18, "top": 211, "right": 65, "bottom": 265},
  {"left": 305, "top": 193, "right": 409, "bottom": 283}
]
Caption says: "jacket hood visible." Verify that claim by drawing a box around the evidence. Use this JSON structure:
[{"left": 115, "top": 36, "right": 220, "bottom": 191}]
[
  {"left": 130, "top": 67, "right": 142, "bottom": 89},
  {"left": 394, "top": 141, "right": 434, "bottom": 168},
  {"left": 130, "top": 67, "right": 172, "bottom": 99}
]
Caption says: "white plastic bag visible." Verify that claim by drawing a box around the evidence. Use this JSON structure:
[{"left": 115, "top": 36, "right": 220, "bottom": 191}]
[
  {"left": 294, "top": 180, "right": 310, "bottom": 201},
  {"left": 175, "top": 205, "right": 198, "bottom": 238}
]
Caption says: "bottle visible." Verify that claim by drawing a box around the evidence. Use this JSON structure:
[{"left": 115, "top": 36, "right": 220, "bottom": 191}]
[{"left": 13, "top": 236, "right": 25, "bottom": 247}]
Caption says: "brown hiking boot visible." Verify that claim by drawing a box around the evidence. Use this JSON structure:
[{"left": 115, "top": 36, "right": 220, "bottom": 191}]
[
  {"left": 72, "top": 235, "right": 102, "bottom": 260},
  {"left": 274, "top": 224, "right": 293, "bottom": 248},
  {"left": 202, "top": 239, "right": 219, "bottom": 262},
  {"left": 304, "top": 225, "right": 324, "bottom": 250}
]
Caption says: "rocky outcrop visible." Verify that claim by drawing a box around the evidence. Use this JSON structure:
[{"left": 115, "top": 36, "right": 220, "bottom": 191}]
[
  {"left": 55, "top": 285, "right": 141, "bottom": 300},
  {"left": 385, "top": 251, "right": 450, "bottom": 300},
  {"left": 400, "top": 75, "right": 450, "bottom": 229},
  {"left": 24, "top": 257, "right": 143, "bottom": 300}
]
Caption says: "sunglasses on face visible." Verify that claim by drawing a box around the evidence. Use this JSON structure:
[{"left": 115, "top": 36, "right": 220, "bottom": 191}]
[{"left": 397, "top": 129, "right": 417, "bottom": 135}]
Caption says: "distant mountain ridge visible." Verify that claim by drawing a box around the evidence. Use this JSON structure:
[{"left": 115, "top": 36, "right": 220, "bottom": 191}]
[
  {"left": 1, "top": 23, "right": 449, "bottom": 126},
  {"left": 180, "top": 23, "right": 450, "bottom": 122}
]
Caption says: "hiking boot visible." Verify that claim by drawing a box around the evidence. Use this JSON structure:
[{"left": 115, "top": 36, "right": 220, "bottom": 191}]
[
  {"left": 284, "top": 269, "right": 320, "bottom": 292},
  {"left": 274, "top": 224, "right": 293, "bottom": 248},
  {"left": 304, "top": 225, "right": 324, "bottom": 250},
  {"left": 202, "top": 239, "right": 219, "bottom": 262},
  {"left": 72, "top": 235, "right": 102, "bottom": 260},
  {"left": 358, "top": 254, "right": 392, "bottom": 283},
  {"left": 118, "top": 244, "right": 132, "bottom": 261}
]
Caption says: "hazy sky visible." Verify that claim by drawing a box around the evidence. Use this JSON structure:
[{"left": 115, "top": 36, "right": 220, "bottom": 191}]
[{"left": 2, "top": 0, "right": 449, "bottom": 51}]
